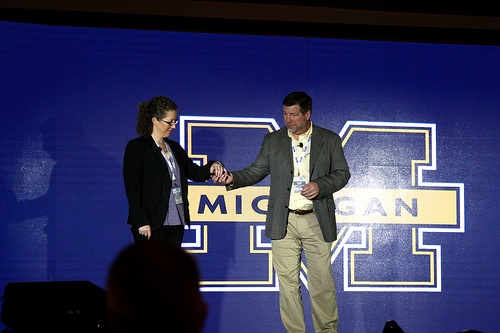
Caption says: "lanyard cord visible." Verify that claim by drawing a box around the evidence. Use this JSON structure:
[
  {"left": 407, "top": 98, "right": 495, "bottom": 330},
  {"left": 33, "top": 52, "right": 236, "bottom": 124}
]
[
  {"left": 162, "top": 144, "right": 178, "bottom": 187},
  {"left": 291, "top": 135, "right": 311, "bottom": 177}
]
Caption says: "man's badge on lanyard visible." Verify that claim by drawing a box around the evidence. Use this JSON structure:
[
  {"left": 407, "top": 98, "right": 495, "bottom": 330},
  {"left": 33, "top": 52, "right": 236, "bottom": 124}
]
[{"left": 293, "top": 176, "right": 306, "bottom": 193}]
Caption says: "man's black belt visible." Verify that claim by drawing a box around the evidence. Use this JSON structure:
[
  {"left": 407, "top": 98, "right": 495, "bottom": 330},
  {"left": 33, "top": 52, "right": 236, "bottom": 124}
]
[{"left": 288, "top": 208, "right": 314, "bottom": 215}]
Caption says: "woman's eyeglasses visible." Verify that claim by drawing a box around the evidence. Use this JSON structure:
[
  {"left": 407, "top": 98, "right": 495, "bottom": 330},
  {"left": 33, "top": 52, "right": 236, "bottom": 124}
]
[{"left": 161, "top": 119, "right": 179, "bottom": 126}]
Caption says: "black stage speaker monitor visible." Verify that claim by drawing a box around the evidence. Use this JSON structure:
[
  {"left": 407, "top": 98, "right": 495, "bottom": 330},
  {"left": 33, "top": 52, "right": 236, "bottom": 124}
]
[{"left": 1, "top": 280, "right": 108, "bottom": 333}]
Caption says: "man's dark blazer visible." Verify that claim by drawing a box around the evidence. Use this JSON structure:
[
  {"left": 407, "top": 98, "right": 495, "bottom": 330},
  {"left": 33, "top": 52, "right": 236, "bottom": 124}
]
[
  {"left": 123, "top": 136, "right": 215, "bottom": 231},
  {"left": 229, "top": 124, "right": 350, "bottom": 242}
]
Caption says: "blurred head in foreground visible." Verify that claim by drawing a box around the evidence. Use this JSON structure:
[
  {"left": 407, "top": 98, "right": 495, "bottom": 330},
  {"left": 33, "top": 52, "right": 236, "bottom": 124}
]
[{"left": 106, "top": 240, "right": 207, "bottom": 333}]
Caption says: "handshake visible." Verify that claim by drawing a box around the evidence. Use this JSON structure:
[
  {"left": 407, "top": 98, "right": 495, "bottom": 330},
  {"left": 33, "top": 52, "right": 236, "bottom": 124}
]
[{"left": 209, "top": 161, "right": 233, "bottom": 185}]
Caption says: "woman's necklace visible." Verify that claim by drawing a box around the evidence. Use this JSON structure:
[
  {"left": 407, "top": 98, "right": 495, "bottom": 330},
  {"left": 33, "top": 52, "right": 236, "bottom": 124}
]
[
  {"left": 154, "top": 137, "right": 170, "bottom": 157},
  {"left": 159, "top": 142, "right": 167, "bottom": 154}
]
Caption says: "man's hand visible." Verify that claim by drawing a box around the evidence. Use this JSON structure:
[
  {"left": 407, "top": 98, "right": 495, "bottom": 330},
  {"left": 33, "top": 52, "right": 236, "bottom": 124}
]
[
  {"left": 301, "top": 181, "right": 319, "bottom": 200},
  {"left": 212, "top": 171, "right": 234, "bottom": 185}
]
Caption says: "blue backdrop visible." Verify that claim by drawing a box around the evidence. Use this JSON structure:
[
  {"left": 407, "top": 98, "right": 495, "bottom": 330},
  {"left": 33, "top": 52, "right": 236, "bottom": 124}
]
[{"left": 0, "top": 20, "right": 499, "bottom": 333}]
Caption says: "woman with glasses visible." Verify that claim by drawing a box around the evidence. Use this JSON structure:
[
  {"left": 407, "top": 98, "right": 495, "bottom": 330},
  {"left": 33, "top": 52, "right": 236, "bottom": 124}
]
[{"left": 123, "top": 95, "right": 225, "bottom": 245}]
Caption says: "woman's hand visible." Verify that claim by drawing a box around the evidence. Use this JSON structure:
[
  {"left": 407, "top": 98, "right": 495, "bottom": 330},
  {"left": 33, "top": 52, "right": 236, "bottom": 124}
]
[
  {"left": 138, "top": 225, "right": 151, "bottom": 239},
  {"left": 210, "top": 161, "right": 226, "bottom": 177}
]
